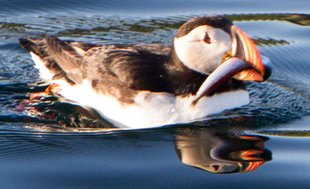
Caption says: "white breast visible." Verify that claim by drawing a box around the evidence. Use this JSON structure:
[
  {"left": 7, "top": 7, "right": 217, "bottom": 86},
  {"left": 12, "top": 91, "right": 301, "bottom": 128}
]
[{"left": 53, "top": 79, "right": 249, "bottom": 129}]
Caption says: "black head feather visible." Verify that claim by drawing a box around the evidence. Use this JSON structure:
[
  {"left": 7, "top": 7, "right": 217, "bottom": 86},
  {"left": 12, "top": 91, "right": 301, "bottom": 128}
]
[{"left": 175, "top": 16, "right": 233, "bottom": 38}]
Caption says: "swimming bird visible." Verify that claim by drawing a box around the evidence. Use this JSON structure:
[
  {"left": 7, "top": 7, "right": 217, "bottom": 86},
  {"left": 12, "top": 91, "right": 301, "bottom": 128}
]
[{"left": 19, "top": 16, "right": 271, "bottom": 128}]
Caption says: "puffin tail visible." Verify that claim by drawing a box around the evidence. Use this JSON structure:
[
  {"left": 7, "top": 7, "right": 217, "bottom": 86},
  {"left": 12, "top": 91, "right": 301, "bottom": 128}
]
[
  {"left": 19, "top": 38, "right": 38, "bottom": 54},
  {"left": 19, "top": 36, "right": 83, "bottom": 85}
]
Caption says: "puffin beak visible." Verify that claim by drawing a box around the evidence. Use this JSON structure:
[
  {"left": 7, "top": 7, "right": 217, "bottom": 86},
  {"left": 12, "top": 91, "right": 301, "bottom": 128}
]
[
  {"left": 230, "top": 25, "right": 271, "bottom": 81},
  {"left": 193, "top": 58, "right": 254, "bottom": 104}
]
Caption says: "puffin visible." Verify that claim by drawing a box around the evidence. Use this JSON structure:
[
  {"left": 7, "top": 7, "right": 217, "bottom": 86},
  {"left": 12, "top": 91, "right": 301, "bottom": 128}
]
[{"left": 19, "top": 16, "right": 271, "bottom": 128}]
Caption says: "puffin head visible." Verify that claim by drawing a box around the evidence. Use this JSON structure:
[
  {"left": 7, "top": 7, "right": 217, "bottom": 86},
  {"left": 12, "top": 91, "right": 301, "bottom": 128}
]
[{"left": 173, "top": 16, "right": 271, "bottom": 82}]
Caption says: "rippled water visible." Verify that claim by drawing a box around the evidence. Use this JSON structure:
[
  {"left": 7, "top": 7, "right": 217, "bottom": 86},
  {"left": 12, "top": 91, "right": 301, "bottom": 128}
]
[{"left": 1, "top": 0, "right": 310, "bottom": 188}]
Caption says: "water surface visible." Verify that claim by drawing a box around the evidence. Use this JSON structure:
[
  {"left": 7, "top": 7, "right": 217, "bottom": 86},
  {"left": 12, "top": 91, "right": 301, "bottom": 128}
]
[{"left": 1, "top": 0, "right": 310, "bottom": 188}]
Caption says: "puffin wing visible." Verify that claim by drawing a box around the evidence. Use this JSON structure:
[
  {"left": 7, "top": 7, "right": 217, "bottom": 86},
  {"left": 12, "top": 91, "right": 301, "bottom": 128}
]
[
  {"left": 19, "top": 36, "right": 86, "bottom": 84},
  {"left": 45, "top": 36, "right": 82, "bottom": 69},
  {"left": 81, "top": 46, "right": 171, "bottom": 93},
  {"left": 20, "top": 36, "right": 171, "bottom": 93}
]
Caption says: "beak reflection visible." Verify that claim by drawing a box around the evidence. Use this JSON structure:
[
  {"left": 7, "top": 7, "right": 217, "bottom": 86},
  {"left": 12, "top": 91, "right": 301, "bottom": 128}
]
[{"left": 175, "top": 128, "right": 272, "bottom": 174}]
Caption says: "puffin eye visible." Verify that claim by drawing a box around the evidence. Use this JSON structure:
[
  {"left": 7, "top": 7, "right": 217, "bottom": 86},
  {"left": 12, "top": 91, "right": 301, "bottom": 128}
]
[{"left": 203, "top": 32, "right": 211, "bottom": 44}]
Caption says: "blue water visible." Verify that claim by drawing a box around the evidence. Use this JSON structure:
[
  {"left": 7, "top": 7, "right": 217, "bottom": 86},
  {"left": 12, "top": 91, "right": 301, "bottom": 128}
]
[{"left": 1, "top": 0, "right": 310, "bottom": 188}]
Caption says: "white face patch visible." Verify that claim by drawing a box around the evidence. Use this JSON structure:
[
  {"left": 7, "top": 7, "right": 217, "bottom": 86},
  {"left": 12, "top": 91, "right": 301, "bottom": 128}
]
[{"left": 174, "top": 25, "right": 232, "bottom": 74}]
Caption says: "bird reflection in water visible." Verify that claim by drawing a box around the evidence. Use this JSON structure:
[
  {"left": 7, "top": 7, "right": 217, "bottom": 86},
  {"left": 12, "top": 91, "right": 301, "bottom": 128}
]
[{"left": 174, "top": 128, "right": 271, "bottom": 174}]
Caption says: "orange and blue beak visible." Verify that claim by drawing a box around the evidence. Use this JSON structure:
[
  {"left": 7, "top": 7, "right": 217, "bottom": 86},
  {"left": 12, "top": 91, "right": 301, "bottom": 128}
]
[{"left": 230, "top": 25, "right": 271, "bottom": 81}]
